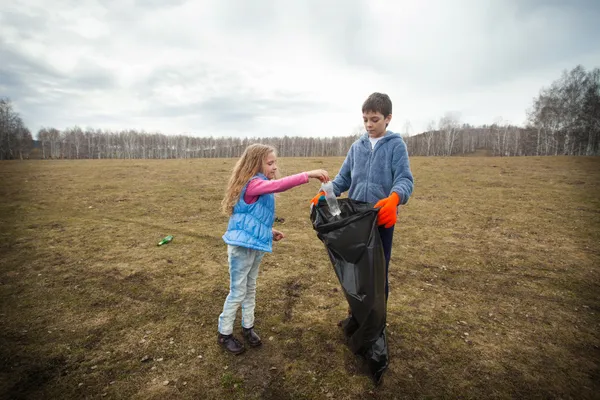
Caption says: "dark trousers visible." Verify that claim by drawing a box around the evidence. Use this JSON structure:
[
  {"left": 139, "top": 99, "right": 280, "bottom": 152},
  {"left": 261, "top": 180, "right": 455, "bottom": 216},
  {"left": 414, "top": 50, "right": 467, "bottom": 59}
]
[{"left": 378, "top": 225, "right": 394, "bottom": 301}]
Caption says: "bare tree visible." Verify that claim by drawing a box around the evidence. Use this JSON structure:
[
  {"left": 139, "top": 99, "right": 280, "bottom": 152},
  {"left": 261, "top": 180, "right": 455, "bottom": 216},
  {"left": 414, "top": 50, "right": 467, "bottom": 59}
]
[
  {"left": 527, "top": 65, "right": 600, "bottom": 156},
  {"left": 14, "top": 125, "right": 33, "bottom": 160},
  {"left": 424, "top": 120, "right": 436, "bottom": 156},
  {"left": 0, "top": 98, "right": 32, "bottom": 160},
  {"left": 402, "top": 120, "right": 413, "bottom": 137},
  {"left": 439, "top": 112, "right": 460, "bottom": 156}
]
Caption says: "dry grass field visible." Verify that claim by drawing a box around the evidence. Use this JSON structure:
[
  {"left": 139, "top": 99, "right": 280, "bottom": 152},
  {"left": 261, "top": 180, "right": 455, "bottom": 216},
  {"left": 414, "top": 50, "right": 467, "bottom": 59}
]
[{"left": 1, "top": 156, "right": 599, "bottom": 399}]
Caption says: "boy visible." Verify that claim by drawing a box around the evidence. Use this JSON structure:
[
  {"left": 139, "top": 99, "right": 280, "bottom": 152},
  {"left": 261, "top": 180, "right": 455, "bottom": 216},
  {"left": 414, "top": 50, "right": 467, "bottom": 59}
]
[{"left": 311, "top": 92, "right": 414, "bottom": 304}]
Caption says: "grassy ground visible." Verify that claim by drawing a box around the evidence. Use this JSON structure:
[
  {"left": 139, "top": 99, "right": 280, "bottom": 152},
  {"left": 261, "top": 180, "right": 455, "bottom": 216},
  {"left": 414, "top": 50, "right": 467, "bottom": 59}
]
[{"left": 0, "top": 156, "right": 599, "bottom": 399}]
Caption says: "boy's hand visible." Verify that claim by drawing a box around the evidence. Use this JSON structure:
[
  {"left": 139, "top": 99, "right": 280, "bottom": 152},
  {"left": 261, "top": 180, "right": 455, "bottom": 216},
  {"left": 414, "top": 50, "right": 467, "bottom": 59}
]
[
  {"left": 307, "top": 169, "right": 330, "bottom": 182},
  {"left": 374, "top": 192, "right": 400, "bottom": 228},
  {"left": 273, "top": 229, "right": 285, "bottom": 241},
  {"left": 310, "top": 191, "right": 325, "bottom": 207}
]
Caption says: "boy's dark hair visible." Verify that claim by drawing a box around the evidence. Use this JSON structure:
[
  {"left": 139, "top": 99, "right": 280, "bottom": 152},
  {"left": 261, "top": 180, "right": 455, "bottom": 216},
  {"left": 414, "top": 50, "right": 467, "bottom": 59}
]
[{"left": 362, "top": 92, "right": 392, "bottom": 117}]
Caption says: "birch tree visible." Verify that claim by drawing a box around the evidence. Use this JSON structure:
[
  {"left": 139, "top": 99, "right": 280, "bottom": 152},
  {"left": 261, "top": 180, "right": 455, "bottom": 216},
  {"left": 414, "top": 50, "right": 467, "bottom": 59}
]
[{"left": 439, "top": 112, "right": 460, "bottom": 156}]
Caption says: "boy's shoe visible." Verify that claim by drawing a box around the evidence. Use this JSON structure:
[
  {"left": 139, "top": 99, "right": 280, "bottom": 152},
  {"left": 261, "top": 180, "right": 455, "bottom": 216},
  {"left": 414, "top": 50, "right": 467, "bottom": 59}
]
[
  {"left": 242, "top": 326, "right": 262, "bottom": 347},
  {"left": 217, "top": 333, "right": 246, "bottom": 355}
]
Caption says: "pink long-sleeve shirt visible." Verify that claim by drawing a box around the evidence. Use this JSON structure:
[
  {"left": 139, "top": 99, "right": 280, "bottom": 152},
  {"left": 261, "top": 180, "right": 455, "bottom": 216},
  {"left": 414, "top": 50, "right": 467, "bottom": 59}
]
[{"left": 244, "top": 172, "right": 309, "bottom": 204}]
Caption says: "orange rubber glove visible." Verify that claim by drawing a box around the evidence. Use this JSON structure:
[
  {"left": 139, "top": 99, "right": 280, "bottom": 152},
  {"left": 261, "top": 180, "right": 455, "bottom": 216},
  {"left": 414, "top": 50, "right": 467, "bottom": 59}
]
[
  {"left": 374, "top": 192, "right": 400, "bottom": 228},
  {"left": 310, "top": 191, "right": 325, "bottom": 207}
]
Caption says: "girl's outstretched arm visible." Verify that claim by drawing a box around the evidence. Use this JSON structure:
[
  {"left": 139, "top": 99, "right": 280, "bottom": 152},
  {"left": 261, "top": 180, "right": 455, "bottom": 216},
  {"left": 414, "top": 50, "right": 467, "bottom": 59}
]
[
  {"left": 245, "top": 170, "right": 329, "bottom": 203},
  {"left": 246, "top": 173, "right": 309, "bottom": 198}
]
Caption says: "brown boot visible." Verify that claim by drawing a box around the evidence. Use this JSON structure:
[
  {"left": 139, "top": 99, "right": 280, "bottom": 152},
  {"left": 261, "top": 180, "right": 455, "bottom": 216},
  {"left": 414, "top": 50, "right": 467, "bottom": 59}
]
[
  {"left": 242, "top": 326, "right": 262, "bottom": 347},
  {"left": 217, "top": 333, "right": 246, "bottom": 355}
]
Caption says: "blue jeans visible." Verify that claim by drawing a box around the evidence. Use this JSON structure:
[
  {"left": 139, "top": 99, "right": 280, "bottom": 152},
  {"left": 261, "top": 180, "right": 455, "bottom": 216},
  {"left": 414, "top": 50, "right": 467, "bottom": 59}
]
[{"left": 218, "top": 245, "right": 265, "bottom": 335}]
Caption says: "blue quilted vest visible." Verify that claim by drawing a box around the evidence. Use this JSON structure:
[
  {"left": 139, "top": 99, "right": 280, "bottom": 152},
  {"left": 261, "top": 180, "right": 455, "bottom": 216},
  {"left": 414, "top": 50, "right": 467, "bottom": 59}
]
[{"left": 222, "top": 173, "right": 275, "bottom": 253}]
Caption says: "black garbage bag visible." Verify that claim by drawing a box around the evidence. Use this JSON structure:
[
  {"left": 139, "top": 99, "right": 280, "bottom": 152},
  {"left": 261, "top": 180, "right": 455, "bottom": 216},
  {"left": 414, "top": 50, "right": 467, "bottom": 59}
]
[{"left": 310, "top": 197, "right": 389, "bottom": 384}]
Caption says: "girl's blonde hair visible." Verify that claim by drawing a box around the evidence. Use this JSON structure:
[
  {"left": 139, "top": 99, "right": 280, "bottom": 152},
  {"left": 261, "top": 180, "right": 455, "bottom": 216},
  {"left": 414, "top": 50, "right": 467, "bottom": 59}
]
[{"left": 221, "top": 144, "right": 276, "bottom": 215}]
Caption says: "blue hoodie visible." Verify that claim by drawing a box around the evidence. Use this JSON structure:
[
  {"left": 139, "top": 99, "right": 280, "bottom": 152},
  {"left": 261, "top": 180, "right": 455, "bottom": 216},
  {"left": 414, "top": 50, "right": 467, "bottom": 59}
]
[{"left": 331, "top": 131, "right": 414, "bottom": 205}]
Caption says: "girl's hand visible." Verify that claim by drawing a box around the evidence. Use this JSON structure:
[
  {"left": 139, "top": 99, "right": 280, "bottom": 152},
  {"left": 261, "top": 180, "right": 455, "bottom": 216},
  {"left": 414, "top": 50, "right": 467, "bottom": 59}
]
[
  {"left": 272, "top": 229, "right": 285, "bottom": 241},
  {"left": 307, "top": 169, "right": 330, "bottom": 182}
]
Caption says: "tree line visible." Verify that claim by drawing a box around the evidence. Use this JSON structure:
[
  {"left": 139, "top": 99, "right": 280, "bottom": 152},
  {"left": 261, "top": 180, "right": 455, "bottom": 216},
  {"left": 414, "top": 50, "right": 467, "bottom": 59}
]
[
  {"left": 34, "top": 127, "right": 361, "bottom": 159},
  {"left": 1, "top": 64, "right": 598, "bottom": 160}
]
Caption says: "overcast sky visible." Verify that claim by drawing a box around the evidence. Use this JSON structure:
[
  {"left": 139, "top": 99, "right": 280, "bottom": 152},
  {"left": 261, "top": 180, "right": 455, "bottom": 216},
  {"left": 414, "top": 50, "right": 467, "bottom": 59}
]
[{"left": 1, "top": 0, "right": 599, "bottom": 138}]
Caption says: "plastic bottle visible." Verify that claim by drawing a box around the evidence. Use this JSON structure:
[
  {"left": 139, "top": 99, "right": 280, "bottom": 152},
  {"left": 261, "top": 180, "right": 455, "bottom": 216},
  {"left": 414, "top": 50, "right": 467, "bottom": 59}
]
[
  {"left": 157, "top": 235, "right": 174, "bottom": 246},
  {"left": 321, "top": 181, "right": 341, "bottom": 217}
]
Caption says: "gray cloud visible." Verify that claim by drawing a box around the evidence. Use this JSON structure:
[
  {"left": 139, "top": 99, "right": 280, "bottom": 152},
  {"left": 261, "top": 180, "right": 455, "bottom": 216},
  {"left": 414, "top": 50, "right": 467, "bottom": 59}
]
[
  {"left": 1, "top": 0, "right": 599, "bottom": 135},
  {"left": 0, "top": 36, "right": 119, "bottom": 129},
  {"left": 198, "top": 94, "right": 326, "bottom": 121},
  {"left": 0, "top": 41, "right": 62, "bottom": 84},
  {"left": 323, "top": 0, "right": 600, "bottom": 91},
  {"left": 133, "top": 0, "right": 189, "bottom": 7}
]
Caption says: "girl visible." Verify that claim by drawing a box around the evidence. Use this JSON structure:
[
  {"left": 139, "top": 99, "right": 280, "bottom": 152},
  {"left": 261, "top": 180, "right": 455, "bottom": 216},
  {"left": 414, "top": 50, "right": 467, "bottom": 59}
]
[{"left": 218, "top": 143, "right": 329, "bottom": 354}]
